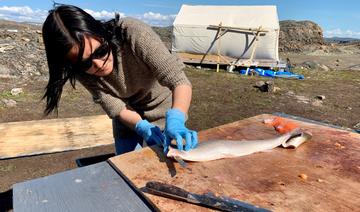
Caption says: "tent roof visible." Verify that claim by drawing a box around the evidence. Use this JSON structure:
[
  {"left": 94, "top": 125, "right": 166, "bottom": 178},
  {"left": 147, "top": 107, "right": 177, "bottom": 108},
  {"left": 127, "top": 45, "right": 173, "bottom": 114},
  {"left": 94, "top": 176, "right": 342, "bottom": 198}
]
[{"left": 173, "top": 5, "right": 279, "bottom": 30}]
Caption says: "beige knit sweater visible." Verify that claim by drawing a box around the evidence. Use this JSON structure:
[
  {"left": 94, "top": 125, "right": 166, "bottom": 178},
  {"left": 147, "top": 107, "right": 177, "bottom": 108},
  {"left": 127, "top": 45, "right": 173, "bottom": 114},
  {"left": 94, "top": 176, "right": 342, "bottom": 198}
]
[{"left": 77, "top": 17, "right": 191, "bottom": 127}]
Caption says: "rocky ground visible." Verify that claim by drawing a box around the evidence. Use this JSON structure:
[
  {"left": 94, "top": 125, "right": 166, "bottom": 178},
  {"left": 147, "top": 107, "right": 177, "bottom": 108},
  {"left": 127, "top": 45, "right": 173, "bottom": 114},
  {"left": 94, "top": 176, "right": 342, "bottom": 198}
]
[{"left": 0, "top": 19, "right": 359, "bottom": 211}]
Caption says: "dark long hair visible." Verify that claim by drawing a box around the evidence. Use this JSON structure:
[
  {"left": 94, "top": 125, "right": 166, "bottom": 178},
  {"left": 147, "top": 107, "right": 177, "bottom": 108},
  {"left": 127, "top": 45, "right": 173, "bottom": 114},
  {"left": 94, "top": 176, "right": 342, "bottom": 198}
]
[{"left": 42, "top": 4, "right": 119, "bottom": 115}]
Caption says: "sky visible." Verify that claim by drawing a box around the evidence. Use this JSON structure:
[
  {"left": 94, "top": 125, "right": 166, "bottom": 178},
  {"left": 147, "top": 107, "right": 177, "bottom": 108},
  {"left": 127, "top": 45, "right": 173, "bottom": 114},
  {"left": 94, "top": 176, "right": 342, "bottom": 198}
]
[{"left": 0, "top": 0, "right": 359, "bottom": 38}]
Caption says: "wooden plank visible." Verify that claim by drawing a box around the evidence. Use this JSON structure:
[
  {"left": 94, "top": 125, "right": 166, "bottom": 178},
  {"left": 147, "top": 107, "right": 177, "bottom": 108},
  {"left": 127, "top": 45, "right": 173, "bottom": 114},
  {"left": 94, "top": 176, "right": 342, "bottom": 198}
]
[
  {"left": 176, "top": 52, "right": 278, "bottom": 67},
  {"left": 108, "top": 114, "right": 360, "bottom": 212},
  {"left": 0, "top": 115, "right": 113, "bottom": 159},
  {"left": 178, "top": 52, "right": 232, "bottom": 65},
  {"left": 12, "top": 162, "right": 155, "bottom": 212},
  {"left": 208, "top": 25, "right": 269, "bottom": 33}
]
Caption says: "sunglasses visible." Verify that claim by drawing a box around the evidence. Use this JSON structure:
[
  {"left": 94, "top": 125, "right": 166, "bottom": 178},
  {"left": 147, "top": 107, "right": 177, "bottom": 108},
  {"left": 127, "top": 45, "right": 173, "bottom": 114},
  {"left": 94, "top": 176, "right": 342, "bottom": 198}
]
[{"left": 75, "top": 40, "right": 110, "bottom": 72}]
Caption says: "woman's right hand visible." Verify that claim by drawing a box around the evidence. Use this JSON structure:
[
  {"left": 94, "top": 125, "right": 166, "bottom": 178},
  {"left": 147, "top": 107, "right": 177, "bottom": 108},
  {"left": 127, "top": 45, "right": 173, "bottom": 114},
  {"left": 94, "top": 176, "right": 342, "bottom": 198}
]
[
  {"left": 135, "top": 119, "right": 165, "bottom": 147},
  {"left": 163, "top": 108, "right": 198, "bottom": 152}
]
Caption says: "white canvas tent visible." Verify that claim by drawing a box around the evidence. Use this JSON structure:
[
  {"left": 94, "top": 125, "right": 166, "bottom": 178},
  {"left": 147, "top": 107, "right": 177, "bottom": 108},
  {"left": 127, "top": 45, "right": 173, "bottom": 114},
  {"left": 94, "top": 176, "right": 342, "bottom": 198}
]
[{"left": 172, "top": 5, "right": 280, "bottom": 67}]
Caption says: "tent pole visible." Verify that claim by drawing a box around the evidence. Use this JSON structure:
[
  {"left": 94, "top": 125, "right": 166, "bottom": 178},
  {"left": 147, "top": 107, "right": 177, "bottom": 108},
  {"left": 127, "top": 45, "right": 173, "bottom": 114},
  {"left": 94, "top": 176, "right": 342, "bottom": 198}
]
[
  {"left": 245, "top": 26, "right": 262, "bottom": 75},
  {"left": 216, "top": 22, "right": 222, "bottom": 72}
]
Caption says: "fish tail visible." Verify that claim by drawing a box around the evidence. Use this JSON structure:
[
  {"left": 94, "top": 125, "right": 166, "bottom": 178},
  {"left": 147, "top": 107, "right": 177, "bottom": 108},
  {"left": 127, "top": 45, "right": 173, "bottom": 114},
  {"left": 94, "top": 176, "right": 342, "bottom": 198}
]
[
  {"left": 278, "top": 128, "right": 301, "bottom": 145},
  {"left": 281, "top": 128, "right": 312, "bottom": 148}
]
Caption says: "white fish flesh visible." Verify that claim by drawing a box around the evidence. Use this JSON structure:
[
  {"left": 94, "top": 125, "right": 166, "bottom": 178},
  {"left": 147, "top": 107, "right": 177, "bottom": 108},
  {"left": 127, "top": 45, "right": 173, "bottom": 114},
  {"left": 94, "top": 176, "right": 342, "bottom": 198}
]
[{"left": 167, "top": 129, "right": 312, "bottom": 162}]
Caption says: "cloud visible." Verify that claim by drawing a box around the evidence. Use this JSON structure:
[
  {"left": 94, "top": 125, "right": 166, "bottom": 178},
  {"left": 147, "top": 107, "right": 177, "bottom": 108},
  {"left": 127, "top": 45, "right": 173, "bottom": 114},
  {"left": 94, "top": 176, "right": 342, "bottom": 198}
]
[
  {"left": 84, "top": 9, "right": 124, "bottom": 21},
  {"left": 0, "top": 6, "right": 122, "bottom": 23},
  {"left": 138, "top": 12, "right": 176, "bottom": 26},
  {"left": 324, "top": 28, "right": 360, "bottom": 39},
  {"left": 0, "top": 5, "right": 175, "bottom": 27},
  {"left": 0, "top": 6, "right": 47, "bottom": 22}
]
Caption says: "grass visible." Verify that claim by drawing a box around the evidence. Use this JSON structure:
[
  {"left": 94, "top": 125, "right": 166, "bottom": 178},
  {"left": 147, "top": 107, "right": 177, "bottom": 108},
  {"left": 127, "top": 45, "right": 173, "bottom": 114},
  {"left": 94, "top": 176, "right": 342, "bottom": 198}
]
[
  {"left": 0, "top": 66, "right": 359, "bottom": 130},
  {"left": 0, "top": 164, "right": 16, "bottom": 172},
  {"left": 184, "top": 67, "right": 360, "bottom": 131},
  {"left": 0, "top": 90, "right": 27, "bottom": 101}
]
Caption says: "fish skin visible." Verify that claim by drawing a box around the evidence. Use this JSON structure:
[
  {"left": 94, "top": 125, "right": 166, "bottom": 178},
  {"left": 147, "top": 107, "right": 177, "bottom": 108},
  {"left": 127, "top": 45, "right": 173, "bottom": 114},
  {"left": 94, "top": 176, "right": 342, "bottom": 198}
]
[{"left": 167, "top": 129, "right": 311, "bottom": 162}]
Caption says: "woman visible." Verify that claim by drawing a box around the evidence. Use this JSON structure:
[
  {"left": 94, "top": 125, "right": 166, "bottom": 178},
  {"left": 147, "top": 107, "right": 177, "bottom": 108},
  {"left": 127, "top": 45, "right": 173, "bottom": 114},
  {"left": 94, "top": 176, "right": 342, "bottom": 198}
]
[{"left": 42, "top": 4, "right": 198, "bottom": 155}]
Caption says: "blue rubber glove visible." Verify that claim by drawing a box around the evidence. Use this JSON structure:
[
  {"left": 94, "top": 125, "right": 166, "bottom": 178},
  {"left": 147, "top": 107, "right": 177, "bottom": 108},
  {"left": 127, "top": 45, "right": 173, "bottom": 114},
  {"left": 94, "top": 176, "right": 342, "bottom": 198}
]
[
  {"left": 163, "top": 108, "right": 198, "bottom": 152},
  {"left": 135, "top": 120, "right": 165, "bottom": 147}
]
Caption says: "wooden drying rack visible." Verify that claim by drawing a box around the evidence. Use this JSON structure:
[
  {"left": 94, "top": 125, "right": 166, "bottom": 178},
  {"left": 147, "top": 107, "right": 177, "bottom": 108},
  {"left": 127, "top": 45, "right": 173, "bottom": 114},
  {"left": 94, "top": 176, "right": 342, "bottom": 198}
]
[{"left": 204, "top": 23, "right": 269, "bottom": 73}]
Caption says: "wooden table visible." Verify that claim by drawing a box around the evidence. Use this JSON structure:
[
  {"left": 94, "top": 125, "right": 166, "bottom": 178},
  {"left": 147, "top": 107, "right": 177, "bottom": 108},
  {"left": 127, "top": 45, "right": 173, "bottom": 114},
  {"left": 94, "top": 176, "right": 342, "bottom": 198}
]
[
  {"left": 12, "top": 114, "right": 360, "bottom": 211},
  {"left": 109, "top": 114, "right": 360, "bottom": 211}
]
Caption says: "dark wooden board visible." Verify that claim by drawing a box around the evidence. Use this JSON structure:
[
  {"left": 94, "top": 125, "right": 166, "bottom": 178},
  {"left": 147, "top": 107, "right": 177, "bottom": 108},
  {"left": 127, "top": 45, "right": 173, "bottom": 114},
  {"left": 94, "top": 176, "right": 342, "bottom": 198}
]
[
  {"left": 12, "top": 162, "right": 154, "bottom": 212},
  {"left": 109, "top": 114, "right": 360, "bottom": 211}
]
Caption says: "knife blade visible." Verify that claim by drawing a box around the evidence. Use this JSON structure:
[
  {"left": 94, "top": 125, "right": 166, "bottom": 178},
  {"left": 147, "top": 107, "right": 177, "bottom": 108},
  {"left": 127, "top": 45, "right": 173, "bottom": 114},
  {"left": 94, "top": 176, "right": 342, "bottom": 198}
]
[
  {"left": 143, "top": 181, "right": 271, "bottom": 212},
  {"left": 165, "top": 141, "right": 189, "bottom": 170},
  {"left": 173, "top": 156, "right": 190, "bottom": 170}
]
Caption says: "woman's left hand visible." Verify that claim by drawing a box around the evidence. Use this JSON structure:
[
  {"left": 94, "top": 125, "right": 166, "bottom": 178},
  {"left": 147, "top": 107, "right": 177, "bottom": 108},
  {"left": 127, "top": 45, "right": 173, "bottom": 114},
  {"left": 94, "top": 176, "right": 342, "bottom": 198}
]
[{"left": 163, "top": 108, "right": 198, "bottom": 152}]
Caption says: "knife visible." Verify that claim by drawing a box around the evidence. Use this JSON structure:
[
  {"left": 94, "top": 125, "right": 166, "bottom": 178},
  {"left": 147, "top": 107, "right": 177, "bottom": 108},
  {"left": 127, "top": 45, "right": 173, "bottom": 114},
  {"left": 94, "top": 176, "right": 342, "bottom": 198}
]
[
  {"left": 173, "top": 156, "right": 189, "bottom": 170},
  {"left": 142, "top": 181, "right": 271, "bottom": 212},
  {"left": 164, "top": 142, "right": 189, "bottom": 170}
]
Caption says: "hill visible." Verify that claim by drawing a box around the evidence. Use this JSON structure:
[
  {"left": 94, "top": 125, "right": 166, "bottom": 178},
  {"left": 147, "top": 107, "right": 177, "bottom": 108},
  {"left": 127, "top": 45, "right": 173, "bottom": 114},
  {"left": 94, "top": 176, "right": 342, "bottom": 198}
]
[{"left": 324, "top": 37, "right": 360, "bottom": 44}]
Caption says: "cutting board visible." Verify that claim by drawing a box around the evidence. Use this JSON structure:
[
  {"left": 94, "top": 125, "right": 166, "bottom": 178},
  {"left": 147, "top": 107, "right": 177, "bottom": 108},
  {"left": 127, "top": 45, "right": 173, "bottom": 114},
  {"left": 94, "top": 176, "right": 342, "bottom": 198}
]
[{"left": 108, "top": 114, "right": 360, "bottom": 211}]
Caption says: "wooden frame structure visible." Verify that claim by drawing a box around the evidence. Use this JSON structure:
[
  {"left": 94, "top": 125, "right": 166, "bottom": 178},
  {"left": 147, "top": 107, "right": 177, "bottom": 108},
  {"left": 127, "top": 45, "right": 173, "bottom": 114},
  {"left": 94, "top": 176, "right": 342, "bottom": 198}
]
[
  {"left": 176, "top": 23, "right": 274, "bottom": 73},
  {"left": 205, "top": 23, "right": 269, "bottom": 73}
]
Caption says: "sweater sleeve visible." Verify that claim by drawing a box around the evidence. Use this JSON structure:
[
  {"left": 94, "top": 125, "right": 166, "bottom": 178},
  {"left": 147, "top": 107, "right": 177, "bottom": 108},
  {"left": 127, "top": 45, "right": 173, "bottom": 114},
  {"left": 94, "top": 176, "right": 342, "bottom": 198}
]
[
  {"left": 118, "top": 18, "right": 191, "bottom": 90},
  {"left": 77, "top": 75, "right": 126, "bottom": 119}
]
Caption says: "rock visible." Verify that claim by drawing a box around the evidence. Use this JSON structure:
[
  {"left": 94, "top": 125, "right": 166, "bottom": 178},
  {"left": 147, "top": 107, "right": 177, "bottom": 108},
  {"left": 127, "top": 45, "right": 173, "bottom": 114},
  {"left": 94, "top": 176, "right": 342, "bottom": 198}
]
[
  {"left": 255, "top": 81, "right": 266, "bottom": 87},
  {"left": 0, "top": 64, "right": 11, "bottom": 77},
  {"left": 0, "top": 44, "right": 15, "bottom": 53},
  {"left": 300, "top": 61, "right": 318, "bottom": 70},
  {"left": 10, "top": 88, "right": 23, "bottom": 96},
  {"left": 299, "top": 61, "right": 330, "bottom": 71},
  {"left": 354, "top": 122, "right": 360, "bottom": 129},
  {"left": 312, "top": 99, "right": 323, "bottom": 107},
  {"left": 1, "top": 99, "right": 17, "bottom": 107},
  {"left": 318, "top": 64, "right": 330, "bottom": 71},
  {"left": 265, "top": 80, "right": 274, "bottom": 85},
  {"left": 0, "top": 22, "right": 48, "bottom": 79},
  {"left": 286, "top": 91, "right": 295, "bottom": 96},
  {"left": 295, "top": 95, "right": 310, "bottom": 104},
  {"left": 6, "top": 29, "right": 18, "bottom": 33},
  {"left": 265, "top": 81, "right": 274, "bottom": 92},
  {"left": 316, "top": 95, "right": 326, "bottom": 100},
  {"left": 279, "top": 20, "right": 324, "bottom": 52},
  {"left": 21, "top": 37, "right": 30, "bottom": 42},
  {"left": 273, "top": 86, "right": 281, "bottom": 92},
  {"left": 254, "top": 81, "right": 275, "bottom": 92},
  {"left": 347, "top": 64, "right": 360, "bottom": 71}
]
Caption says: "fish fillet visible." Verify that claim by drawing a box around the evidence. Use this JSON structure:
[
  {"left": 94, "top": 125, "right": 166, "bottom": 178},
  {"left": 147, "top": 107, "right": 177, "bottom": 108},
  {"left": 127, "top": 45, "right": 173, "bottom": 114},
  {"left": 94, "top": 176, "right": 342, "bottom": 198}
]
[{"left": 167, "top": 129, "right": 312, "bottom": 162}]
